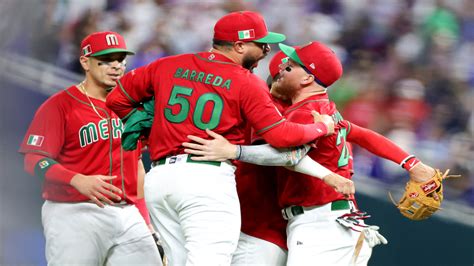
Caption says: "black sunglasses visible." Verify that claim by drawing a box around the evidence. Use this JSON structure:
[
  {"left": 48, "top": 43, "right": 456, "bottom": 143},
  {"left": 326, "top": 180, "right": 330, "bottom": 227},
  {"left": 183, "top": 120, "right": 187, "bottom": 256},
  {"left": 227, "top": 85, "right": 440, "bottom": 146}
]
[{"left": 252, "top": 42, "right": 270, "bottom": 52}]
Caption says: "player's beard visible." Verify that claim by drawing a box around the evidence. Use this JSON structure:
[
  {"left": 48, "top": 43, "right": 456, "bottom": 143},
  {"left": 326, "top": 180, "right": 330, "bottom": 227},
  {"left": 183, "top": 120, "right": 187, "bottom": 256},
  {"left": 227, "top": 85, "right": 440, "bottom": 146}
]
[
  {"left": 242, "top": 54, "right": 261, "bottom": 71},
  {"left": 273, "top": 78, "right": 297, "bottom": 102},
  {"left": 270, "top": 81, "right": 290, "bottom": 102}
]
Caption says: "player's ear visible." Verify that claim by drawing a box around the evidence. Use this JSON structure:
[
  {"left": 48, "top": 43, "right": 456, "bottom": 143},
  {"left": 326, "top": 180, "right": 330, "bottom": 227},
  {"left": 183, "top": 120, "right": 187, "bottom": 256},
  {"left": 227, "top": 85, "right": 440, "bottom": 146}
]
[
  {"left": 233, "top": 41, "right": 246, "bottom": 54},
  {"left": 301, "top": 73, "right": 314, "bottom": 86},
  {"left": 79, "top": 56, "right": 90, "bottom": 72}
]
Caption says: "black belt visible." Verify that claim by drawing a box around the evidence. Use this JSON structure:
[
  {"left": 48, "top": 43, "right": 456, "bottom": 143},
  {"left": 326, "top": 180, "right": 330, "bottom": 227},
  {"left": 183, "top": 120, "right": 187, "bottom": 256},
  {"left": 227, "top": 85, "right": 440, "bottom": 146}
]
[
  {"left": 282, "top": 200, "right": 352, "bottom": 220},
  {"left": 151, "top": 155, "right": 221, "bottom": 168}
]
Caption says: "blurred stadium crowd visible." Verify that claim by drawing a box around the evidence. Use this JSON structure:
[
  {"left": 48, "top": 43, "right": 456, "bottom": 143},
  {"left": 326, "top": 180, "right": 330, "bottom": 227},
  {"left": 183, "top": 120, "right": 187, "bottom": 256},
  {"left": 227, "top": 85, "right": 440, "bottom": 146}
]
[{"left": 2, "top": 0, "right": 472, "bottom": 207}]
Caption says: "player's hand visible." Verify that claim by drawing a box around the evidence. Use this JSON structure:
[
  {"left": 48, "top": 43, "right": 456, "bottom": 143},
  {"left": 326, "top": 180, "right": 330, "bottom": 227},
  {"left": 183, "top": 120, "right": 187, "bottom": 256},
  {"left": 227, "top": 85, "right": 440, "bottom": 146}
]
[
  {"left": 70, "top": 174, "right": 123, "bottom": 208},
  {"left": 311, "top": 111, "right": 334, "bottom": 135},
  {"left": 182, "top": 129, "right": 237, "bottom": 161},
  {"left": 408, "top": 162, "right": 436, "bottom": 183},
  {"left": 322, "top": 173, "right": 355, "bottom": 198},
  {"left": 408, "top": 162, "right": 441, "bottom": 200},
  {"left": 362, "top": 225, "right": 388, "bottom": 248}
]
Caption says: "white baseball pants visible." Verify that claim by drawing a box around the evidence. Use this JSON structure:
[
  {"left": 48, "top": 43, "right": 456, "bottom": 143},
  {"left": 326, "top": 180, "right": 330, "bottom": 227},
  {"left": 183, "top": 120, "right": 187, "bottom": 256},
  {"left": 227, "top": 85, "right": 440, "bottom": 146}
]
[
  {"left": 42, "top": 201, "right": 162, "bottom": 265},
  {"left": 231, "top": 232, "right": 287, "bottom": 266},
  {"left": 286, "top": 202, "right": 372, "bottom": 266},
  {"left": 145, "top": 156, "right": 240, "bottom": 266}
]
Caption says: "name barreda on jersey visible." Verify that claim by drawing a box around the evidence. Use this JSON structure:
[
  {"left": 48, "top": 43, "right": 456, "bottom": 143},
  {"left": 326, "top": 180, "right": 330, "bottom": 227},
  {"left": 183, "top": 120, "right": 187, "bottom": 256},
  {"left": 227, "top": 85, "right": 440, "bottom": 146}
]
[
  {"left": 78, "top": 118, "right": 123, "bottom": 147},
  {"left": 174, "top": 68, "right": 232, "bottom": 90}
]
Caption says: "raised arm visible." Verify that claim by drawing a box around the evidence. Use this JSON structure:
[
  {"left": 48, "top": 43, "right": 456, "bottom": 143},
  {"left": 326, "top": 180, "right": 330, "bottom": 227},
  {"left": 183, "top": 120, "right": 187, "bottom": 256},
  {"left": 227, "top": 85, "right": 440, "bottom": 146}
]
[
  {"left": 346, "top": 121, "right": 436, "bottom": 181},
  {"left": 106, "top": 62, "right": 158, "bottom": 119}
]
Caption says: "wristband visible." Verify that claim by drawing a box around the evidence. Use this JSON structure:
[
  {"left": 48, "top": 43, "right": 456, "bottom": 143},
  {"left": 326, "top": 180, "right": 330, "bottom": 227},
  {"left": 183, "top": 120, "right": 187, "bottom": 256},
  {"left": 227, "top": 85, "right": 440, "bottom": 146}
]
[
  {"left": 236, "top": 145, "right": 242, "bottom": 160},
  {"left": 400, "top": 155, "right": 420, "bottom": 171}
]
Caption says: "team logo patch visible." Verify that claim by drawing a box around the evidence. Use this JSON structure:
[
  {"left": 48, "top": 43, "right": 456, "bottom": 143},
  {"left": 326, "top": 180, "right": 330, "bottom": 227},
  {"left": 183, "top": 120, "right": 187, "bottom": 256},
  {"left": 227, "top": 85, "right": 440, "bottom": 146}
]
[
  {"left": 409, "top": 192, "right": 419, "bottom": 198},
  {"left": 27, "top": 134, "right": 44, "bottom": 147},
  {"left": 82, "top": 45, "right": 92, "bottom": 56},
  {"left": 421, "top": 180, "right": 437, "bottom": 194},
  {"left": 238, "top": 29, "right": 255, "bottom": 40},
  {"left": 39, "top": 160, "right": 49, "bottom": 169},
  {"left": 105, "top": 34, "right": 119, "bottom": 46}
]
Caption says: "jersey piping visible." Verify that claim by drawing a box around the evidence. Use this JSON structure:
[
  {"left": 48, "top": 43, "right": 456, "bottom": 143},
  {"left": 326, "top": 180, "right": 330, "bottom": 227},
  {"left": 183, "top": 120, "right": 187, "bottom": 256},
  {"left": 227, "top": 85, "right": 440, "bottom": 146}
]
[
  {"left": 194, "top": 53, "right": 238, "bottom": 66},
  {"left": 117, "top": 79, "right": 137, "bottom": 104},
  {"left": 284, "top": 99, "right": 329, "bottom": 114},
  {"left": 255, "top": 118, "right": 286, "bottom": 135}
]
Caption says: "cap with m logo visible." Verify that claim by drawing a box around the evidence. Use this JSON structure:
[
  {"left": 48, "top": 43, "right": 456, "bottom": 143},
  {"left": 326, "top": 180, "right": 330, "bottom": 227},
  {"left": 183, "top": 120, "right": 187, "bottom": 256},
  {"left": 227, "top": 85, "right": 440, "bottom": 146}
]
[{"left": 80, "top": 31, "right": 134, "bottom": 57}]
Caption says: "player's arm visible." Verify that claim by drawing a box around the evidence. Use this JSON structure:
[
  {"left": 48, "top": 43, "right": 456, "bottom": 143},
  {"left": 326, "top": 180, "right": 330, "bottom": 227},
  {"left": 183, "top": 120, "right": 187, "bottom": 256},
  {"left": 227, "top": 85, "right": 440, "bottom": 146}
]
[
  {"left": 241, "top": 79, "right": 333, "bottom": 147},
  {"left": 183, "top": 129, "right": 354, "bottom": 196},
  {"left": 20, "top": 98, "right": 122, "bottom": 207},
  {"left": 258, "top": 110, "right": 334, "bottom": 147},
  {"left": 23, "top": 153, "right": 122, "bottom": 207},
  {"left": 183, "top": 128, "right": 310, "bottom": 165},
  {"left": 346, "top": 121, "right": 435, "bottom": 182},
  {"left": 287, "top": 155, "right": 355, "bottom": 197},
  {"left": 106, "top": 62, "right": 158, "bottom": 119},
  {"left": 135, "top": 159, "right": 152, "bottom": 227},
  {"left": 133, "top": 158, "right": 166, "bottom": 260}
]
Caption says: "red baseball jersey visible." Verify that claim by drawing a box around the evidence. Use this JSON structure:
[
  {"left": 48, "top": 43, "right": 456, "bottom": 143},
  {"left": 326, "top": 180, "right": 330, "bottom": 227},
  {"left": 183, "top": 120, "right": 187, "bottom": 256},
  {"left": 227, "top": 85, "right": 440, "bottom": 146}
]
[
  {"left": 236, "top": 161, "right": 287, "bottom": 250},
  {"left": 19, "top": 86, "right": 141, "bottom": 203},
  {"left": 107, "top": 52, "right": 316, "bottom": 160},
  {"left": 278, "top": 93, "right": 355, "bottom": 207},
  {"left": 236, "top": 98, "right": 289, "bottom": 249}
]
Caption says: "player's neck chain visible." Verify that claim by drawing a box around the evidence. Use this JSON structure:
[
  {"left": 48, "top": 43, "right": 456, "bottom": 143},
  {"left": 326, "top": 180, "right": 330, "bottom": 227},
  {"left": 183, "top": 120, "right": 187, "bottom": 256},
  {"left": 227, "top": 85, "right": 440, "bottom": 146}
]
[{"left": 78, "top": 82, "right": 109, "bottom": 120}]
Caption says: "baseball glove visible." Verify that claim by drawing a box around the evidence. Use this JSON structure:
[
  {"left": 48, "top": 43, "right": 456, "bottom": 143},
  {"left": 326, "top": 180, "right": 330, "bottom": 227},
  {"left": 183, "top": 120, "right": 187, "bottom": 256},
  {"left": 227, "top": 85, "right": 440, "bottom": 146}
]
[{"left": 391, "top": 169, "right": 458, "bottom": 220}]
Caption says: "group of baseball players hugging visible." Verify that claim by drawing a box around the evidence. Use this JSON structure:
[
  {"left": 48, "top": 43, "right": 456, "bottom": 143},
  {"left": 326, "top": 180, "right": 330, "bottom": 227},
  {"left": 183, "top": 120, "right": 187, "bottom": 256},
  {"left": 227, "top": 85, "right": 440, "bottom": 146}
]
[{"left": 21, "top": 10, "right": 441, "bottom": 266}]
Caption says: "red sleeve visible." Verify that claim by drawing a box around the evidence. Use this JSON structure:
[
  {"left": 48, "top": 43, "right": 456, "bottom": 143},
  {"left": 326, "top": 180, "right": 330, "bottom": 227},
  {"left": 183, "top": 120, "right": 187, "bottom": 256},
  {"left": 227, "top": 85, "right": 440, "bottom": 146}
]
[
  {"left": 19, "top": 96, "right": 65, "bottom": 158},
  {"left": 346, "top": 121, "right": 410, "bottom": 165},
  {"left": 106, "top": 61, "right": 159, "bottom": 119},
  {"left": 260, "top": 121, "right": 328, "bottom": 147},
  {"left": 24, "top": 153, "right": 77, "bottom": 184}
]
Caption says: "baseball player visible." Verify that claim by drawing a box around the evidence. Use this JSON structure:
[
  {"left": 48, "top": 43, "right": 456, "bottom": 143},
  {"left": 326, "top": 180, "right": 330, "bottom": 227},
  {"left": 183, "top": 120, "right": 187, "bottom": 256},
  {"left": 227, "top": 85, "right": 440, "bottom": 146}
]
[
  {"left": 181, "top": 50, "right": 354, "bottom": 266},
  {"left": 19, "top": 31, "right": 162, "bottom": 265},
  {"left": 274, "top": 41, "right": 437, "bottom": 265},
  {"left": 230, "top": 52, "right": 292, "bottom": 266},
  {"left": 106, "top": 11, "right": 335, "bottom": 265}
]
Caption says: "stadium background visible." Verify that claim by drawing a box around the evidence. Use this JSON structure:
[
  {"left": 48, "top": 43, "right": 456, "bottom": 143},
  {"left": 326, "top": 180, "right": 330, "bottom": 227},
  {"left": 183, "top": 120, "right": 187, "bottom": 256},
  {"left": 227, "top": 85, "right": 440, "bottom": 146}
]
[{"left": 0, "top": 0, "right": 472, "bottom": 265}]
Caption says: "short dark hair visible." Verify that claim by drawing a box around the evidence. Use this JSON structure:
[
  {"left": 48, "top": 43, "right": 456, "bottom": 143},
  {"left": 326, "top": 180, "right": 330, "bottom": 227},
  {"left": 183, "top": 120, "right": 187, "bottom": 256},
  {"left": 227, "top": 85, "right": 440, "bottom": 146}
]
[{"left": 212, "top": 39, "right": 234, "bottom": 50}]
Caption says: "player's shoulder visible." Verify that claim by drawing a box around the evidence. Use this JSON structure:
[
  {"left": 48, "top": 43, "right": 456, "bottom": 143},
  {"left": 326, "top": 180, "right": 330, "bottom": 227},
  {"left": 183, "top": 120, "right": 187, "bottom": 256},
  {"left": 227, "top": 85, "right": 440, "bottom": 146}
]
[
  {"left": 288, "top": 97, "right": 336, "bottom": 114},
  {"left": 162, "top": 53, "right": 194, "bottom": 63},
  {"left": 38, "top": 86, "right": 78, "bottom": 111},
  {"left": 244, "top": 74, "right": 268, "bottom": 90},
  {"left": 42, "top": 86, "right": 72, "bottom": 103}
]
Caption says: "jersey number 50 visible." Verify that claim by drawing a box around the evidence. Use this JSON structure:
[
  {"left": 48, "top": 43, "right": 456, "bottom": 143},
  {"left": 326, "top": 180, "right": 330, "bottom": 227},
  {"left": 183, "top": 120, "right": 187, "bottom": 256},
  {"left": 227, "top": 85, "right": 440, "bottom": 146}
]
[{"left": 164, "top": 85, "right": 224, "bottom": 130}]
